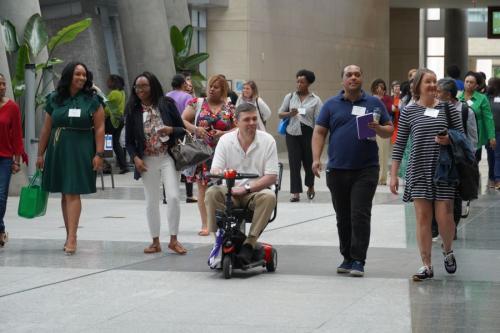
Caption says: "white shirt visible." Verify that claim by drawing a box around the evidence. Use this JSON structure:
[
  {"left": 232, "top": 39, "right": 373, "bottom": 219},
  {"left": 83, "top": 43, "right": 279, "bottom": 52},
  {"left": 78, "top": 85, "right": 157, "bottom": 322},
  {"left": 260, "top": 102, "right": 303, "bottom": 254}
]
[
  {"left": 211, "top": 129, "right": 279, "bottom": 186},
  {"left": 235, "top": 96, "right": 272, "bottom": 132},
  {"left": 278, "top": 92, "right": 323, "bottom": 136}
]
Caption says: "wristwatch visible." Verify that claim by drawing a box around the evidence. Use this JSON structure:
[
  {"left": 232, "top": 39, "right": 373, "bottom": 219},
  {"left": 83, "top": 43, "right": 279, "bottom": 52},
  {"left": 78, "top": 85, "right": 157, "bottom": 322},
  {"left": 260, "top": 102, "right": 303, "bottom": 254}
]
[
  {"left": 244, "top": 183, "right": 251, "bottom": 194},
  {"left": 95, "top": 152, "right": 105, "bottom": 158}
]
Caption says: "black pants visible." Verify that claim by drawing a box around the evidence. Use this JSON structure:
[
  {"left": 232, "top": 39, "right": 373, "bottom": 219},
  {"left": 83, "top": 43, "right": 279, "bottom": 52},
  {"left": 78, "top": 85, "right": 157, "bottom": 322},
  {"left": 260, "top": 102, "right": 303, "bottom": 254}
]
[
  {"left": 326, "top": 166, "right": 379, "bottom": 263},
  {"left": 105, "top": 118, "right": 127, "bottom": 170},
  {"left": 286, "top": 124, "right": 314, "bottom": 193}
]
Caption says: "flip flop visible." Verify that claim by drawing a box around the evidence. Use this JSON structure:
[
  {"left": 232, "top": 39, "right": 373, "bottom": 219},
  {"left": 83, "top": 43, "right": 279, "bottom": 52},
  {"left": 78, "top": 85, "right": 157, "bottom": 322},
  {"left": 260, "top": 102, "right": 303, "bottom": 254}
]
[
  {"left": 198, "top": 229, "right": 209, "bottom": 236},
  {"left": 168, "top": 242, "right": 187, "bottom": 255}
]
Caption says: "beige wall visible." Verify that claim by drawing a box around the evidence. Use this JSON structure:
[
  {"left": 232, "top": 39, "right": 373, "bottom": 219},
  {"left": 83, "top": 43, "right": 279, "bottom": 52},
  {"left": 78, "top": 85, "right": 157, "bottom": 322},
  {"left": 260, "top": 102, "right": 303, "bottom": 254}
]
[
  {"left": 207, "top": 0, "right": 390, "bottom": 148},
  {"left": 389, "top": 8, "right": 420, "bottom": 84}
]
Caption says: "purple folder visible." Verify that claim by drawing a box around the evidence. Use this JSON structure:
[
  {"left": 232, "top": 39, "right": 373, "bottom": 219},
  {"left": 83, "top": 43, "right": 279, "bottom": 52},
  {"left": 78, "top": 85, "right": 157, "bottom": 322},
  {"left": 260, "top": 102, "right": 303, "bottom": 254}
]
[{"left": 356, "top": 113, "right": 375, "bottom": 140}]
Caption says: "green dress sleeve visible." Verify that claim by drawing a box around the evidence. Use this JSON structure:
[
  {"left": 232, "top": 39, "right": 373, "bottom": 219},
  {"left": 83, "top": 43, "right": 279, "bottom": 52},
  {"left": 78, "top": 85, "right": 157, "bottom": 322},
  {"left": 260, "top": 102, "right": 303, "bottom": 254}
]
[{"left": 45, "top": 92, "right": 55, "bottom": 116}]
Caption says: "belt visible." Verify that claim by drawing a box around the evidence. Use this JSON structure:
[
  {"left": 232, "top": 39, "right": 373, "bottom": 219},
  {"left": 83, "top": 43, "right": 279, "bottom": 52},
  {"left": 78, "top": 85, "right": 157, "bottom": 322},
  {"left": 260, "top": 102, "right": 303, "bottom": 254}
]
[{"left": 54, "top": 126, "right": 94, "bottom": 145}]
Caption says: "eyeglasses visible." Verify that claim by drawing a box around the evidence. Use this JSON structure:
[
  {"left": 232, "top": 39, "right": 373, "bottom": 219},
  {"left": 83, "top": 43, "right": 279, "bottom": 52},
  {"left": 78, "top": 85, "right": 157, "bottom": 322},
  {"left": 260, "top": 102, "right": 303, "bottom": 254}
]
[{"left": 134, "top": 84, "right": 150, "bottom": 91}]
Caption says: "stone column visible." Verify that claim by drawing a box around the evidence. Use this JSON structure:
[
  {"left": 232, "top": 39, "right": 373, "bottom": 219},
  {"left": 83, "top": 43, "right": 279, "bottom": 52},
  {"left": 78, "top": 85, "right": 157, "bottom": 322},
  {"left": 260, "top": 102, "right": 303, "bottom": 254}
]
[
  {"left": 0, "top": 32, "right": 13, "bottom": 99},
  {"left": 0, "top": 0, "right": 50, "bottom": 66},
  {"left": 444, "top": 9, "right": 468, "bottom": 77},
  {"left": 0, "top": 0, "right": 50, "bottom": 193},
  {"left": 116, "top": 0, "right": 177, "bottom": 90},
  {"left": 165, "top": 0, "right": 190, "bottom": 30}
]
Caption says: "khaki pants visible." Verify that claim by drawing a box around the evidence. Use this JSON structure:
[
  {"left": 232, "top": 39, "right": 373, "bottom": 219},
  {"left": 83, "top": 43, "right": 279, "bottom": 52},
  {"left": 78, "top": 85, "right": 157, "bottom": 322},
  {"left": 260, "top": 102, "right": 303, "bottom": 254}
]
[
  {"left": 205, "top": 185, "right": 276, "bottom": 246},
  {"left": 376, "top": 136, "right": 391, "bottom": 184}
]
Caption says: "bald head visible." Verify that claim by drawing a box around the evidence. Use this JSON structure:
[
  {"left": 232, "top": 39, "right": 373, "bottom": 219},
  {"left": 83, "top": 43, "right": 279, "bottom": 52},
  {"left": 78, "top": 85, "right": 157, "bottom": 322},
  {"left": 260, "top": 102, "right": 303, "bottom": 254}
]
[{"left": 341, "top": 65, "right": 362, "bottom": 78}]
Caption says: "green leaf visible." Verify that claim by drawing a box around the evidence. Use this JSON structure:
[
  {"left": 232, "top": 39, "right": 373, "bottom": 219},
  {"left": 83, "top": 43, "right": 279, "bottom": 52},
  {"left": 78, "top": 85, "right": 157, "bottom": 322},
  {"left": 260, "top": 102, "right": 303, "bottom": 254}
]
[
  {"left": 14, "top": 44, "right": 30, "bottom": 84},
  {"left": 24, "top": 13, "right": 49, "bottom": 56},
  {"left": 0, "top": 19, "right": 19, "bottom": 52},
  {"left": 35, "top": 57, "right": 63, "bottom": 71},
  {"left": 170, "top": 25, "right": 185, "bottom": 55},
  {"left": 12, "top": 79, "right": 26, "bottom": 99},
  {"left": 182, "top": 53, "right": 209, "bottom": 69},
  {"left": 179, "top": 25, "right": 193, "bottom": 57},
  {"left": 48, "top": 18, "right": 91, "bottom": 51}
]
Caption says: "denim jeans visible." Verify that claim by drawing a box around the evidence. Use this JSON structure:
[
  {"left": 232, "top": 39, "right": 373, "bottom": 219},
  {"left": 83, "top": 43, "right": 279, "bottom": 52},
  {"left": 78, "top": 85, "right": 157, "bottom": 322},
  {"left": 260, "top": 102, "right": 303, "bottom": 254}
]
[
  {"left": 326, "top": 166, "right": 379, "bottom": 263},
  {"left": 0, "top": 157, "right": 13, "bottom": 233}
]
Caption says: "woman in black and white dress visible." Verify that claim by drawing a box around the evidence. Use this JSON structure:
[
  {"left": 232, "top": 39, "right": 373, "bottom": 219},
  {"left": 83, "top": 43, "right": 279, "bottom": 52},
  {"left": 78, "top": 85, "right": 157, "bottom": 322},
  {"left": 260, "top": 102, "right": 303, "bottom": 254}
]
[{"left": 390, "top": 69, "right": 462, "bottom": 281}]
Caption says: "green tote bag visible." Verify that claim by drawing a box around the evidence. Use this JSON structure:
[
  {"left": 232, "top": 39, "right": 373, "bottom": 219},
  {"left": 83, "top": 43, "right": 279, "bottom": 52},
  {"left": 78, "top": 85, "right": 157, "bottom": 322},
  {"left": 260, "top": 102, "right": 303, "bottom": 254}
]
[{"left": 18, "top": 170, "right": 49, "bottom": 218}]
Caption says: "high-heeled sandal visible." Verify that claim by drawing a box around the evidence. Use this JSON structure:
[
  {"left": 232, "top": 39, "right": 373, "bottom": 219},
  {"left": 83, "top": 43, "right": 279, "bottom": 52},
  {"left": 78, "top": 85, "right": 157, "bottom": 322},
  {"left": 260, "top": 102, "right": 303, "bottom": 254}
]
[{"left": 64, "top": 245, "right": 77, "bottom": 255}]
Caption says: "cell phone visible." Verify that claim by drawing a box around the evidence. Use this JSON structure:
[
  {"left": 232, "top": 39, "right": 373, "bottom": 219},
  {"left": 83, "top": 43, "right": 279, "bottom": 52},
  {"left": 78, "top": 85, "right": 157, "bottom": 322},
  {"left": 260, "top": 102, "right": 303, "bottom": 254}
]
[{"left": 437, "top": 129, "right": 448, "bottom": 136}]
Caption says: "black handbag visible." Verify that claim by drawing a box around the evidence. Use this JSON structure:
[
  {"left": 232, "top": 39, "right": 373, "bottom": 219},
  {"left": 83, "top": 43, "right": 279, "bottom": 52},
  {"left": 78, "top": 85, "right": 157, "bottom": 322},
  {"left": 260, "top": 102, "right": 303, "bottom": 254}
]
[{"left": 170, "top": 132, "right": 213, "bottom": 171}]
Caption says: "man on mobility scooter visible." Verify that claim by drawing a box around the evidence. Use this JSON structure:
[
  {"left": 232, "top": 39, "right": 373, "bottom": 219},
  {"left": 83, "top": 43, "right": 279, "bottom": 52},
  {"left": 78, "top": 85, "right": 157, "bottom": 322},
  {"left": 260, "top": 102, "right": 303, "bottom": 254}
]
[{"left": 205, "top": 102, "right": 279, "bottom": 271}]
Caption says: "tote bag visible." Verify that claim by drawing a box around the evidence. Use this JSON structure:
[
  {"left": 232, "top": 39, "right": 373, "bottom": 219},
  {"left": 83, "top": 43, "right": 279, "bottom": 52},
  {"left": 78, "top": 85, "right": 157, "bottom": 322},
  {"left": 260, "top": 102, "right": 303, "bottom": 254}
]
[{"left": 18, "top": 170, "right": 49, "bottom": 218}]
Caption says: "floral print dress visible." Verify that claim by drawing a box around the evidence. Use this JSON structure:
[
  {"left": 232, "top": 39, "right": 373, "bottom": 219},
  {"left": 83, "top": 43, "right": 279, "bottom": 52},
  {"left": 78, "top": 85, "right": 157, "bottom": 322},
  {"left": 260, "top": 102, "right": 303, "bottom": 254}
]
[{"left": 187, "top": 97, "right": 235, "bottom": 185}]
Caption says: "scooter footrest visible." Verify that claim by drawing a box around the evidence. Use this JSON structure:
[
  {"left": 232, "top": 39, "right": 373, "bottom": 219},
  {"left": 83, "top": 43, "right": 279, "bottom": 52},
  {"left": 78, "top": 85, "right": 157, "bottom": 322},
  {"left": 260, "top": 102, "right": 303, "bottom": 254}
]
[{"left": 241, "top": 260, "right": 266, "bottom": 270}]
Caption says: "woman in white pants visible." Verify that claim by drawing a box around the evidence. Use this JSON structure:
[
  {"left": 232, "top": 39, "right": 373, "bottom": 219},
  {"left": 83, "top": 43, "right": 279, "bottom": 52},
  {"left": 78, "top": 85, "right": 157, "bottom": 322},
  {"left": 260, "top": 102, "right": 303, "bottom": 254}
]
[{"left": 125, "top": 71, "right": 187, "bottom": 255}]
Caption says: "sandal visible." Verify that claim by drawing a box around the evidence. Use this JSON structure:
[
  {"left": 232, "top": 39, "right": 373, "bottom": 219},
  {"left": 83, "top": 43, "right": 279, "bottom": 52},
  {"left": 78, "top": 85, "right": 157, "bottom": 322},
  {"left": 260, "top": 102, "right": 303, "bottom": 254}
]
[
  {"left": 144, "top": 244, "right": 162, "bottom": 254},
  {"left": 0, "top": 232, "right": 8, "bottom": 247},
  {"left": 168, "top": 242, "right": 187, "bottom": 255},
  {"left": 198, "top": 229, "right": 209, "bottom": 236},
  {"left": 307, "top": 188, "right": 315, "bottom": 200}
]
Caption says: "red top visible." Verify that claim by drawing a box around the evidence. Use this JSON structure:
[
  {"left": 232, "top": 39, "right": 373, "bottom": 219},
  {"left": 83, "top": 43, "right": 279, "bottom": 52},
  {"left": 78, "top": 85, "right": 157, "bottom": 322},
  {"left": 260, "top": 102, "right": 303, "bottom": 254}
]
[{"left": 0, "top": 99, "right": 25, "bottom": 159}]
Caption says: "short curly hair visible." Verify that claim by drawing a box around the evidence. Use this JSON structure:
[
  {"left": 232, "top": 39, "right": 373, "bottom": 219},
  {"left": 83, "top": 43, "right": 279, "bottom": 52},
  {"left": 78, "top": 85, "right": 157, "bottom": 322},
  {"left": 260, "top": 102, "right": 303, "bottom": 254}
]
[{"left": 296, "top": 69, "right": 316, "bottom": 84}]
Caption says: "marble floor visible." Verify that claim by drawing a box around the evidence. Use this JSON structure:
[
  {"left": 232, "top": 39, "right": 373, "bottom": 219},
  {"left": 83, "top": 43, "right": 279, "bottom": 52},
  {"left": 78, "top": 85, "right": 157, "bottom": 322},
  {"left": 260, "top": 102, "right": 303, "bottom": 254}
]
[{"left": 1, "top": 155, "right": 500, "bottom": 332}]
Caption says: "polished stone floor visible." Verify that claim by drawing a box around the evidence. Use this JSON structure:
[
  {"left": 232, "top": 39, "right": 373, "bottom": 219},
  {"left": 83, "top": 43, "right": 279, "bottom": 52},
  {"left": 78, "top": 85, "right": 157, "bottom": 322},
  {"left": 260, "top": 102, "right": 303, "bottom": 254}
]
[{"left": 1, "top": 154, "right": 500, "bottom": 332}]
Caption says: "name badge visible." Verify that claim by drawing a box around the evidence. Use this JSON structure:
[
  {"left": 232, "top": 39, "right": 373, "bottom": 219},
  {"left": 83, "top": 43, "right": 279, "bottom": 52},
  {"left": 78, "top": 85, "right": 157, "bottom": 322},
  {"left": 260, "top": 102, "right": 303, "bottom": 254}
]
[
  {"left": 494, "top": 97, "right": 500, "bottom": 103},
  {"left": 68, "top": 108, "right": 81, "bottom": 117},
  {"left": 424, "top": 108, "right": 439, "bottom": 118},
  {"left": 466, "top": 100, "right": 473, "bottom": 107},
  {"left": 352, "top": 106, "right": 366, "bottom": 116},
  {"left": 143, "top": 112, "right": 148, "bottom": 123},
  {"left": 298, "top": 107, "right": 306, "bottom": 115}
]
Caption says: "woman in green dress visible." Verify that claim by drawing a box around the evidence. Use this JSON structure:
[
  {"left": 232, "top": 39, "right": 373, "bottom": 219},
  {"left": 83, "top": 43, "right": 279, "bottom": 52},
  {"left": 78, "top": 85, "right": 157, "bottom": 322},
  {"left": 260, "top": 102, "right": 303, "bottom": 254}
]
[{"left": 36, "top": 62, "right": 105, "bottom": 255}]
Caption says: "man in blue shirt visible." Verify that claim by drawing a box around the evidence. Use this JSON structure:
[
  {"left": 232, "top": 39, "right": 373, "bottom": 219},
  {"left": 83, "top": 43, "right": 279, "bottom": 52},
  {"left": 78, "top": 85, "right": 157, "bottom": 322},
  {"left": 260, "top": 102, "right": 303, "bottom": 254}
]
[{"left": 312, "top": 65, "right": 393, "bottom": 277}]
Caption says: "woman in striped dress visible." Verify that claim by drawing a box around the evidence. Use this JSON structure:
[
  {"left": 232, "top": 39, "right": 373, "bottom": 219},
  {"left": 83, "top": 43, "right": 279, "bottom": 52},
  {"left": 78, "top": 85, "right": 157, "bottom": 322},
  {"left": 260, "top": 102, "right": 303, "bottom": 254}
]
[{"left": 390, "top": 69, "right": 462, "bottom": 281}]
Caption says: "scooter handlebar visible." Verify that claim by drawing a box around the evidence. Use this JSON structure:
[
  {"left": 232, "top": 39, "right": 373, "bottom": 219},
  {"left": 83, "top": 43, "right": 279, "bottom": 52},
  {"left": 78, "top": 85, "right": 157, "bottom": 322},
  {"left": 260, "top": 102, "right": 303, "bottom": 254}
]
[{"left": 206, "top": 172, "right": 259, "bottom": 180}]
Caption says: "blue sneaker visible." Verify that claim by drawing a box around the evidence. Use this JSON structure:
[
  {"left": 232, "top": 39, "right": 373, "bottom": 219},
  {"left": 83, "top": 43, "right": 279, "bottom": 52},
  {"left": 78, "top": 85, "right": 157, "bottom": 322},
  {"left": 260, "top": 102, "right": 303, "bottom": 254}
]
[
  {"left": 350, "top": 260, "right": 365, "bottom": 277},
  {"left": 336, "top": 259, "right": 353, "bottom": 274}
]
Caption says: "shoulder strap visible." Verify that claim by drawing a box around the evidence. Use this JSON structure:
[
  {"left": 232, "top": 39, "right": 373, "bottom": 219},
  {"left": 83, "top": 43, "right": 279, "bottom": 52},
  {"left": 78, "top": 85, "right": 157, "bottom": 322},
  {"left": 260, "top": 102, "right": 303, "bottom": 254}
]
[
  {"left": 287, "top": 92, "right": 294, "bottom": 111},
  {"left": 194, "top": 98, "right": 204, "bottom": 125},
  {"left": 256, "top": 97, "right": 265, "bottom": 122},
  {"left": 443, "top": 102, "right": 452, "bottom": 129},
  {"left": 461, "top": 102, "right": 469, "bottom": 133}
]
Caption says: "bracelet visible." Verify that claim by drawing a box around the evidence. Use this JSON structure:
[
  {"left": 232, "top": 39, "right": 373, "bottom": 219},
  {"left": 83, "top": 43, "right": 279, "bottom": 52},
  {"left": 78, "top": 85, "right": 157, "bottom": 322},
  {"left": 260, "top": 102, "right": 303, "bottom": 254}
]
[{"left": 95, "top": 152, "right": 105, "bottom": 158}]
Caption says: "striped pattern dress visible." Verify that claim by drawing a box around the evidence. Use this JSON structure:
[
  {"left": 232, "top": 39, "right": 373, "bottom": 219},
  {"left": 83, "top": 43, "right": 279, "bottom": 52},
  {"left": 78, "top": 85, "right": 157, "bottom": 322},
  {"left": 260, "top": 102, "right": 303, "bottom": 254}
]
[{"left": 392, "top": 101, "right": 463, "bottom": 202}]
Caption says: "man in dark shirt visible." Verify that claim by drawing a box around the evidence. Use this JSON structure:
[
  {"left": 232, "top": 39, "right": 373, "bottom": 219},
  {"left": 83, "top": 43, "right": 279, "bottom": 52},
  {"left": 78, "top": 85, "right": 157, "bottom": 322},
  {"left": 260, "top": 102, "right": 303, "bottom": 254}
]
[{"left": 312, "top": 65, "right": 393, "bottom": 277}]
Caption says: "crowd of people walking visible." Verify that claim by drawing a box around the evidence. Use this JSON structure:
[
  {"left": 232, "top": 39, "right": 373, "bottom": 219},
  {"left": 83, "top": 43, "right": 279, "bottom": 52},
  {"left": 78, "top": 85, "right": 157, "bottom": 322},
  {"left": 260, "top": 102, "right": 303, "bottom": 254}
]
[{"left": 1, "top": 59, "right": 499, "bottom": 282}]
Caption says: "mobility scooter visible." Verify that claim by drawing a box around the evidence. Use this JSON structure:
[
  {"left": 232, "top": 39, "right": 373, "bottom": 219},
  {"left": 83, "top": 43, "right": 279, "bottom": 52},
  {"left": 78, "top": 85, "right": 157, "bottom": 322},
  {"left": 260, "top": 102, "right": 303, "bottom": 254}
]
[{"left": 207, "top": 164, "right": 283, "bottom": 279}]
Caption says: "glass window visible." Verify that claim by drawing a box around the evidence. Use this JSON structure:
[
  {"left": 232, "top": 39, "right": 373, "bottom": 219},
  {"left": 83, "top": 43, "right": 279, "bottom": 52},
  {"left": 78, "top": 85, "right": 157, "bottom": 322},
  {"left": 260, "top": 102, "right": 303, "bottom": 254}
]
[
  {"left": 476, "top": 59, "right": 492, "bottom": 80},
  {"left": 468, "top": 8, "right": 487, "bottom": 22},
  {"left": 427, "top": 57, "right": 444, "bottom": 79},
  {"left": 427, "top": 37, "right": 444, "bottom": 56},
  {"left": 427, "top": 8, "right": 440, "bottom": 21}
]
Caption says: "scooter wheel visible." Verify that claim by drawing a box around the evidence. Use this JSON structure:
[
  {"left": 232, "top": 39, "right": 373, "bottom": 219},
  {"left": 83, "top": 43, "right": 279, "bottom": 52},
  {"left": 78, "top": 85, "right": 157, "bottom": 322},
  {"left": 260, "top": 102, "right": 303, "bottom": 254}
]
[
  {"left": 266, "top": 248, "right": 278, "bottom": 272},
  {"left": 223, "top": 255, "right": 232, "bottom": 279}
]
